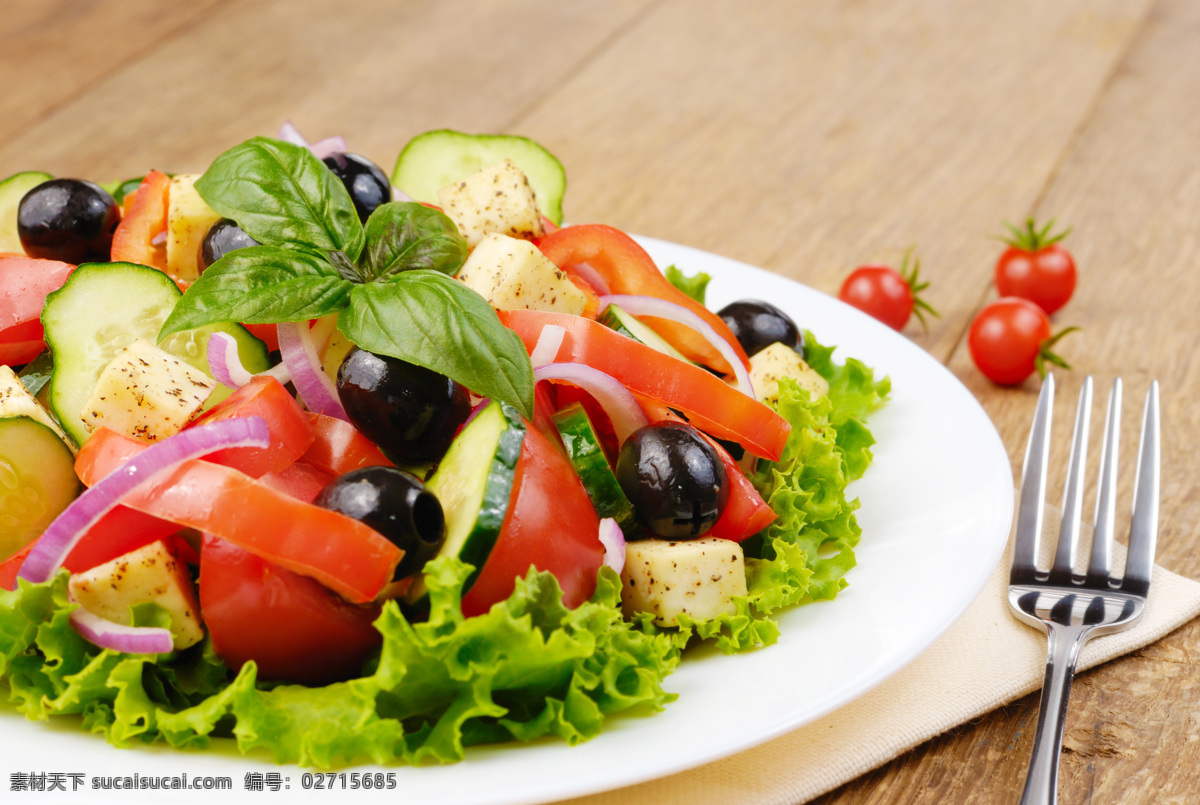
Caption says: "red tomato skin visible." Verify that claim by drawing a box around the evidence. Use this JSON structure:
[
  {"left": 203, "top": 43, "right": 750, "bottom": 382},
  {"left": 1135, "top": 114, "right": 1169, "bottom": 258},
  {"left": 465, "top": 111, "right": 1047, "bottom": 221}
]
[
  {"left": 994, "top": 245, "right": 1076, "bottom": 316},
  {"left": 968, "top": 297, "right": 1052, "bottom": 385},
  {"left": 189, "top": 376, "right": 315, "bottom": 477},
  {"left": 461, "top": 425, "right": 603, "bottom": 617},
  {"left": 258, "top": 462, "right": 333, "bottom": 503},
  {"left": 199, "top": 535, "right": 381, "bottom": 685},
  {"left": 301, "top": 413, "right": 393, "bottom": 476},
  {"left": 838, "top": 266, "right": 913, "bottom": 330},
  {"left": 0, "top": 255, "right": 74, "bottom": 365},
  {"left": 242, "top": 322, "right": 280, "bottom": 353}
]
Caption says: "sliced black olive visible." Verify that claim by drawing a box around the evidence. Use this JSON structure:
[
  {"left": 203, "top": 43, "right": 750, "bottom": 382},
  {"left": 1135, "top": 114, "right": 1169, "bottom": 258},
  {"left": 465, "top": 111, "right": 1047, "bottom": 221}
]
[
  {"left": 716, "top": 299, "right": 802, "bottom": 358},
  {"left": 616, "top": 421, "right": 729, "bottom": 538},
  {"left": 336, "top": 347, "right": 470, "bottom": 463},
  {"left": 199, "top": 218, "right": 259, "bottom": 271},
  {"left": 17, "top": 179, "right": 120, "bottom": 263},
  {"left": 315, "top": 466, "right": 444, "bottom": 581},
  {"left": 323, "top": 152, "right": 392, "bottom": 222}
]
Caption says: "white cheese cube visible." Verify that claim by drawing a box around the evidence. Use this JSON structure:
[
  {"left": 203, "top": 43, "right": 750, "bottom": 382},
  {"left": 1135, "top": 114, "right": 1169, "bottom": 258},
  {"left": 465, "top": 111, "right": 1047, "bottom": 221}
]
[
  {"left": 457, "top": 233, "right": 588, "bottom": 315},
  {"left": 748, "top": 342, "right": 829, "bottom": 405},
  {"left": 81, "top": 339, "right": 217, "bottom": 442},
  {"left": 69, "top": 540, "right": 204, "bottom": 650},
  {"left": 166, "top": 174, "right": 223, "bottom": 281},
  {"left": 0, "top": 365, "right": 74, "bottom": 450},
  {"left": 437, "top": 159, "right": 545, "bottom": 248},
  {"left": 620, "top": 537, "right": 748, "bottom": 626}
]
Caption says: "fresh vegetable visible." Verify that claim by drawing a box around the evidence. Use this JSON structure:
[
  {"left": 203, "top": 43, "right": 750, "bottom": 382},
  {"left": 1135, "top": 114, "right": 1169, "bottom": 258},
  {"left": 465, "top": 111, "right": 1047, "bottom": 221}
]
[
  {"left": 0, "top": 170, "right": 53, "bottom": 253},
  {"left": 0, "top": 416, "right": 78, "bottom": 561},
  {"left": 16, "top": 178, "right": 120, "bottom": 263},
  {"left": 0, "top": 255, "right": 74, "bottom": 366},
  {"left": 616, "top": 422, "right": 729, "bottom": 538},
  {"left": 188, "top": 374, "right": 315, "bottom": 477},
  {"left": 994, "top": 217, "right": 1076, "bottom": 315},
  {"left": 300, "top": 411, "right": 393, "bottom": 476},
  {"left": 110, "top": 170, "right": 170, "bottom": 269},
  {"left": 968, "top": 297, "right": 1077, "bottom": 385},
  {"left": 597, "top": 302, "right": 693, "bottom": 363},
  {"left": 553, "top": 403, "right": 640, "bottom": 536},
  {"left": 837, "top": 249, "right": 937, "bottom": 331}
]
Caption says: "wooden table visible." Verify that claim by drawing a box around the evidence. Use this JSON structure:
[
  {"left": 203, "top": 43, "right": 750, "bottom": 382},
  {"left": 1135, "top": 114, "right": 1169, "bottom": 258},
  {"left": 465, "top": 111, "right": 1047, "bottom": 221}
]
[{"left": 4, "top": 1, "right": 1197, "bottom": 801}]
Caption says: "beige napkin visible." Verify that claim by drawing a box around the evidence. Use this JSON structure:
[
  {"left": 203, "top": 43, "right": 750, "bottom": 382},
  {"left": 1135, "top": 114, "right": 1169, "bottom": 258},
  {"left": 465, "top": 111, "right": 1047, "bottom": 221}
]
[{"left": 557, "top": 507, "right": 1200, "bottom": 805}]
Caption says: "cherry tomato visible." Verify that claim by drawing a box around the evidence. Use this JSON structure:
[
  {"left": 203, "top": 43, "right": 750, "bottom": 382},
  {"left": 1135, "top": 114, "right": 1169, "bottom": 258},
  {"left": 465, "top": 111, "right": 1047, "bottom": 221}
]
[
  {"left": 838, "top": 250, "right": 937, "bottom": 331},
  {"left": 968, "top": 297, "right": 1076, "bottom": 385},
  {"left": 994, "top": 218, "right": 1076, "bottom": 315}
]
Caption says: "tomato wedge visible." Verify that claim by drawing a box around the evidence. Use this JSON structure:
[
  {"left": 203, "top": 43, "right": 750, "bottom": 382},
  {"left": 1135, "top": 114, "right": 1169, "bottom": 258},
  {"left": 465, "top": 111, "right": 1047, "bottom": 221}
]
[
  {"left": 75, "top": 428, "right": 400, "bottom": 603},
  {"left": 537, "top": 224, "right": 748, "bottom": 374},
  {"left": 189, "top": 376, "right": 315, "bottom": 477},
  {"left": 500, "top": 309, "right": 789, "bottom": 460},
  {"left": 0, "top": 255, "right": 74, "bottom": 365},
  {"left": 301, "top": 412, "right": 393, "bottom": 476},
  {"left": 110, "top": 170, "right": 169, "bottom": 269}
]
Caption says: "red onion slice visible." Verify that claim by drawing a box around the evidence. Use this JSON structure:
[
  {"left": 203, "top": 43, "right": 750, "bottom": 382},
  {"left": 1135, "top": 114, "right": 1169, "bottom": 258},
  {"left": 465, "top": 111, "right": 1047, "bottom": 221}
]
[
  {"left": 69, "top": 604, "right": 174, "bottom": 655},
  {"left": 18, "top": 417, "right": 271, "bottom": 584},
  {"left": 533, "top": 362, "right": 648, "bottom": 443},
  {"left": 277, "top": 120, "right": 309, "bottom": 148},
  {"left": 207, "top": 332, "right": 254, "bottom": 389},
  {"left": 391, "top": 185, "right": 415, "bottom": 203},
  {"left": 277, "top": 321, "right": 349, "bottom": 421},
  {"left": 598, "top": 517, "right": 626, "bottom": 574},
  {"left": 310, "top": 136, "right": 348, "bottom": 160},
  {"left": 570, "top": 261, "right": 611, "bottom": 295},
  {"left": 599, "top": 294, "right": 755, "bottom": 397},
  {"left": 529, "top": 324, "right": 566, "bottom": 368}
]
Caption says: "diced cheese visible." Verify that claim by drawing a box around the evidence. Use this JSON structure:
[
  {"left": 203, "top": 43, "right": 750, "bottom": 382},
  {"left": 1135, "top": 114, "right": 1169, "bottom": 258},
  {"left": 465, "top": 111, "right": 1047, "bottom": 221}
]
[
  {"left": 620, "top": 537, "right": 748, "bottom": 626},
  {"left": 0, "top": 365, "right": 74, "bottom": 451},
  {"left": 457, "top": 233, "right": 588, "bottom": 315},
  {"left": 80, "top": 339, "right": 217, "bottom": 442},
  {"left": 166, "top": 173, "right": 222, "bottom": 281},
  {"left": 748, "top": 342, "right": 829, "bottom": 405},
  {"left": 69, "top": 540, "right": 204, "bottom": 650},
  {"left": 437, "top": 159, "right": 545, "bottom": 248}
]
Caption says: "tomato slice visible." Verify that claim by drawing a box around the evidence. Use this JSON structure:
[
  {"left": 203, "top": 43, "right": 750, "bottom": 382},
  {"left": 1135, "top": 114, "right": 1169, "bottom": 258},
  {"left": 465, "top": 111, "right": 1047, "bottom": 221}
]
[
  {"left": 301, "top": 412, "right": 393, "bottom": 477},
  {"left": 75, "top": 428, "right": 400, "bottom": 603},
  {"left": 110, "top": 170, "right": 170, "bottom": 269},
  {"left": 537, "top": 224, "right": 748, "bottom": 374},
  {"left": 0, "top": 255, "right": 74, "bottom": 366},
  {"left": 199, "top": 535, "right": 381, "bottom": 685},
  {"left": 258, "top": 461, "right": 333, "bottom": 503},
  {"left": 189, "top": 376, "right": 315, "bottom": 477},
  {"left": 462, "top": 423, "right": 603, "bottom": 617},
  {"left": 500, "top": 309, "right": 789, "bottom": 461},
  {"left": 242, "top": 322, "right": 280, "bottom": 353}
]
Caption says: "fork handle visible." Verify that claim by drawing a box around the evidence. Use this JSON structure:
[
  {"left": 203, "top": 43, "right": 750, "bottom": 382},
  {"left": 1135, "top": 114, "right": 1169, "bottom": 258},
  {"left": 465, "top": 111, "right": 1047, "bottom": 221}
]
[{"left": 1019, "top": 624, "right": 1093, "bottom": 805}]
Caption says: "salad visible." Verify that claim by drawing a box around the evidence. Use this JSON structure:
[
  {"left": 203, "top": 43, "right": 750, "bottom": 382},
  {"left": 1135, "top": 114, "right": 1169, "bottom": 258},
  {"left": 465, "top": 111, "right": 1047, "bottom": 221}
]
[{"left": 0, "top": 126, "right": 889, "bottom": 767}]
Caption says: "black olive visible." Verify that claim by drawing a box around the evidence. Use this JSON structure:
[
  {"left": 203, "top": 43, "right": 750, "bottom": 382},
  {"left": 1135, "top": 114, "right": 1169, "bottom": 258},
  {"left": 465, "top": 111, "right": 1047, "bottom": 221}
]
[
  {"left": 616, "top": 422, "right": 729, "bottom": 538},
  {"left": 199, "top": 218, "right": 259, "bottom": 271},
  {"left": 315, "top": 467, "right": 444, "bottom": 581},
  {"left": 17, "top": 179, "right": 120, "bottom": 263},
  {"left": 717, "top": 299, "right": 802, "bottom": 358},
  {"left": 336, "top": 347, "right": 470, "bottom": 463},
  {"left": 323, "top": 153, "right": 392, "bottom": 222}
]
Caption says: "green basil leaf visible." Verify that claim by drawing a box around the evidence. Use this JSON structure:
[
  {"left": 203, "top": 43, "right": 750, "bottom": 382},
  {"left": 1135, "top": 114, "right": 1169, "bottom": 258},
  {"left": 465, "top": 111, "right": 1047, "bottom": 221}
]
[
  {"left": 338, "top": 272, "right": 533, "bottom": 418},
  {"left": 359, "top": 202, "right": 468, "bottom": 281},
  {"left": 195, "top": 137, "right": 365, "bottom": 260},
  {"left": 158, "top": 246, "right": 353, "bottom": 339}
]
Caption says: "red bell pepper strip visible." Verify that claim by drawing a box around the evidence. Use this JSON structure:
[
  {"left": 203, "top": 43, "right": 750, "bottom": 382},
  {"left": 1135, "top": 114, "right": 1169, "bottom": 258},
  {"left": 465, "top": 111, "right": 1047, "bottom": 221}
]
[
  {"left": 500, "top": 309, "right": 788, "bottom": 461},
  {"left": 110, "top": 170, "right": 170, "bottom": 269},
  {"left": 537, "top": 224, "right": 749, "bottom": 374}
]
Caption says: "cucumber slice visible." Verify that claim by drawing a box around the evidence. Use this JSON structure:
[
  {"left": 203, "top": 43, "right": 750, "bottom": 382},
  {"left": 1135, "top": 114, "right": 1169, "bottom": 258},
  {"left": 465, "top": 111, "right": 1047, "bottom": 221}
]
[
  {"left": 411, "top": 401, "right": 526, "bottom": 602},
  {"left": 0, "top": 171, "right": 53, "bottom": 254},
  {"left": 41, "top": 262, "right": 269, "bottom": 446},
  {"left": 391, "top": 130, "right": 567, "bottom": 225},
  {"left": 552, "top": 403, "right": 640, "bottom": 538},
  {"left": 0, "top": 416, "right": 80, "bottom": 561},
  {"left": 597, "top": 303, "right": 695, "bottom": 365}
]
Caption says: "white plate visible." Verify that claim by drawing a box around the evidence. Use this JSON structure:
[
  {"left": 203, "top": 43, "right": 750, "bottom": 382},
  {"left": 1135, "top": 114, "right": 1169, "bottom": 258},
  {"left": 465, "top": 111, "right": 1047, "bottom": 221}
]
[{"left": 1, "top": 237, "right": 1014, "bottom": 805}]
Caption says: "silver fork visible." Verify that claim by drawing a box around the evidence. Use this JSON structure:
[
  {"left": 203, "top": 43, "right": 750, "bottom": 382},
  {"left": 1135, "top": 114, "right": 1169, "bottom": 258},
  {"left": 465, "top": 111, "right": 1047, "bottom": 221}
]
[{"left": 1008, "top": 374, "right": 1160, "bottom": 805}]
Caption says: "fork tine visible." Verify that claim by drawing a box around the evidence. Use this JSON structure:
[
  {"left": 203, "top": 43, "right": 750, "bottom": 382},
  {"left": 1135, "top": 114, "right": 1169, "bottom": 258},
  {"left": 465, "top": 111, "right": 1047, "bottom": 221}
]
[
  {"left": 1086, "top": 380, "right": 1121, "bottom": 583},
  {"left": 1013, "top": 374, "right": 1054, "bottom": 581},
  {"left": 1052, "top": 377, "right": 1093, "bottom": 579},
  {"left": 1123, "top": 381, "right": 1160, "bottom": 596}
]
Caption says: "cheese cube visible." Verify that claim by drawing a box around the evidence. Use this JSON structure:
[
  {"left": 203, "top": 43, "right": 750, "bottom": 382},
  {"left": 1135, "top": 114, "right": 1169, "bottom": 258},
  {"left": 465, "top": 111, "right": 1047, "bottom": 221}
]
[
  {"left": 81, "top": 339, "right": 217, "bottom": 442},
  {"left": 69, "top": 540, "right": 204, "bottom": 650},
  {"left": 621, "top": 537, "right": 748, "bottom": 626},
  {"left": 166, "top": 173, "right": 223, "bottom": 281},
  {"left": 457, "top": 233, "right": 588, "bottom": 314},
  {"left": 0, "top": 365, "right": 74, "bottom": 450},
  {"left": 437, "top": 159, "right": 545, "bottom": 248},
  {"left": 748, "top": 342, "right": 829, "bottom": 405}
]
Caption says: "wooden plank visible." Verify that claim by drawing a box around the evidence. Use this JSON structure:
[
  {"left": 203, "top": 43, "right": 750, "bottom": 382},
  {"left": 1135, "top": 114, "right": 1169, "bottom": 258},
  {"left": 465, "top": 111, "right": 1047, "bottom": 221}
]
[
  {"left": 512, "top": 0, "right": 1148, "bottom": 363},
  {"left": 821, "top": 0, "right": 1200, "bottom": 800}
]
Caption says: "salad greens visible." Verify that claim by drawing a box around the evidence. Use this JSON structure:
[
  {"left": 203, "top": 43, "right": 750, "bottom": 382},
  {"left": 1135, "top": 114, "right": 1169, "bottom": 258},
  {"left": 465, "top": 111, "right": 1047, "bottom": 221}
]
[
  {"left": 1, "top": 332, "right": 887, "bottom": 765},
  {"left": 664, "top": 265, "right": 711, "bottom": 305}
]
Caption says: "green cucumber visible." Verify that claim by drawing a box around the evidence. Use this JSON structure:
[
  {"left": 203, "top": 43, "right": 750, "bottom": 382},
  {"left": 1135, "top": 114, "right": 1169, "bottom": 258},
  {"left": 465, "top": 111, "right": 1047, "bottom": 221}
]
[
  {"left": 410, "top": 401, "right": 526, "bottom": 603},
  {"left": 0, "top": 416, "right": 80, "bottom": 561},
  {"left": 0, "top": 171, "right": 53, "bottom": 253},
  {"left": 41, "top": 262, "right": 269, "bottom": 446},
  {"left": 552, "top": 403, "right": 640, "bottom": 538},
  {"left": 391, "top": 130, "right": 567, "bottom": 225},
  {"left": 597, "top": 303, "right": 694, "bottom": 364}
]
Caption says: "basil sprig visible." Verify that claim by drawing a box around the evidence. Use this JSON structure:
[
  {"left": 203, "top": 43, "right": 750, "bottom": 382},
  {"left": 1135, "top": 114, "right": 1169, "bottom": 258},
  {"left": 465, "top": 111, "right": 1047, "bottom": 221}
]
[{"left": 159, "top": 137, "right": 533, "bottom": 417}]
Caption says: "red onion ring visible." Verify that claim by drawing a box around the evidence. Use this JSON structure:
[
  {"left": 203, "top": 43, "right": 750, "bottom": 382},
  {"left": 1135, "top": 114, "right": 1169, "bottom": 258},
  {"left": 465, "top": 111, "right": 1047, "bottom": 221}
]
[
  {"left": 599, "top": 294, "right": 755, "bottom": 397},
  {"left": 206, "top": 332, "right": 254, "bottom": 388},
  {"left": 69, "top": 602, "right": 175, "bottom": 655},
  {"left": 529, "top": 324, "right": 566, "bottom": 368},
  {"left": 277, "top": 321, "right": 349, "bottom": 421},
  {"left": 277, "top": 120, "right": 309, "bottom": 148},
  {"left": 533, "top": 362, "right": 648, "bottom": 443},
  {"left": 598, "top": 517, "right": 626, "bottom": 574},
  {"left": 391, "top": 186, "right": 415, "bottom": 203},
  {"left": 569, "top": 261, "right": 611, "bottom": 295},
  {"left": 18, "top": 417, "right": 271, "bottom": 584},
  {"left": 310, "top": 136, "right": 348, "bottom": 160}
]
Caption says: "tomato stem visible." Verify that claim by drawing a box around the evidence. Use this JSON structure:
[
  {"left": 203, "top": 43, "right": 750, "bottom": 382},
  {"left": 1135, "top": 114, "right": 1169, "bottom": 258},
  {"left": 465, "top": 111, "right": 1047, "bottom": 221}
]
[
  {"left": 998, "top": 217, "right": 1071, "bottom": 251},
  {"left": 1034, "top": 326, "right": 1080, "bottom": 378},
  {"left": 899, "top": 247, "right": 940, "bottom": 331}
]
